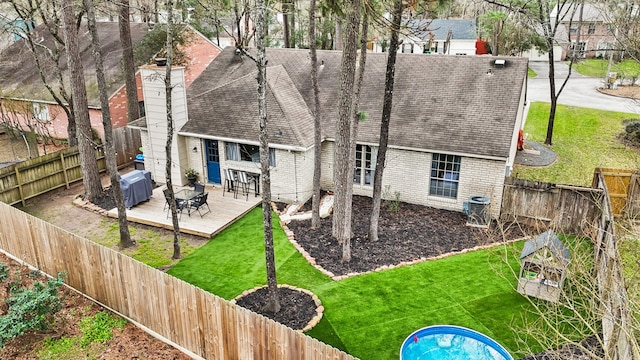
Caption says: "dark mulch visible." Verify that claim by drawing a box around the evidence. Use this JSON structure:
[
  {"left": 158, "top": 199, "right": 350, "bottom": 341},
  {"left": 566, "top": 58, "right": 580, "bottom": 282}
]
[
  {"left": 234, "top": 287, "right": 317, "bottom": 331},
  {"left": 286, "top": 195, "right": 527, "bottom": 276},
  {"left": 93, "top": 187, "right": 117, "bottom": 211},
  {"left": 518, "top": 334, "right": 604, "bottom": 360}
]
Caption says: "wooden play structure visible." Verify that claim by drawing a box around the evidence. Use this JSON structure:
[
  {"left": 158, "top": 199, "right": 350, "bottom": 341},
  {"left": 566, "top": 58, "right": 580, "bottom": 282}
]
[{"left": 517, "top": 230, "right": 570, "bottom": 303}]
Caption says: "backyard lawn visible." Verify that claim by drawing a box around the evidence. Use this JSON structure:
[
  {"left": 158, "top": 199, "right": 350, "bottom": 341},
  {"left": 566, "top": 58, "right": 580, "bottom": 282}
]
[
  {"left": 168, "top": 208, "right": 543, "bottom": 360},
  {"left": 514, "top": 102, "right": 639, "bottom": 186}
]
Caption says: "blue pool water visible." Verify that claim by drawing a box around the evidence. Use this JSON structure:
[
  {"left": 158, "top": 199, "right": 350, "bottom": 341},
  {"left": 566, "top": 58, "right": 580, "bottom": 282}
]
[{"left": 400, "top": 325, "right": 513, "bottom": 360}]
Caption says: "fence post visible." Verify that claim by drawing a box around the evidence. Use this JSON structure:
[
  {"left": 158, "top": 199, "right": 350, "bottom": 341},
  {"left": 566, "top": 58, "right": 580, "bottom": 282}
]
[
  {"left": 14, "top": 166, "right": 25, "bottom": 207},
  {"left": 60, "top": 151, "right": 70, "bottom": 189}
]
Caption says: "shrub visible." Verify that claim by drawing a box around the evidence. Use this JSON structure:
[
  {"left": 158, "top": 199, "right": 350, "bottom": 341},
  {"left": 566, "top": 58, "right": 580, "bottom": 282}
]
[
  {"left": 0, "top": 273, "right": 65, "bottom": 347},
  {"left": 0, "top": 263, "right": 8, "bottom": 281},
  {"left": 79, "top": 311, "right": 127, "bottom": 347},
  {"left": 624, "top": 120, "right": 640, "bottom": 144}
]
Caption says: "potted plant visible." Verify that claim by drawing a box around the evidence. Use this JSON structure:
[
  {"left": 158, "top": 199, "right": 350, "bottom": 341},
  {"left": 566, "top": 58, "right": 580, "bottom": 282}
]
[{"left": 184, "top": 168, "right": 198, "bottom": 186}]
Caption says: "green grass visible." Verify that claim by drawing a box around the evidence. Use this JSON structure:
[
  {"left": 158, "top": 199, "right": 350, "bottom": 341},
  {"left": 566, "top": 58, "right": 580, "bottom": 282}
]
[
  {"left": 514, "top": 102, "right": 640, "bottom": 186},
  {"left": 37, "top": 311, "right": 127, "bottom": 360},
  {"left": 168, "top": 207, "right": 546, "bottom": 360},
  {"left": 571, "top": 59, "right": 640, "bottom": 78}
]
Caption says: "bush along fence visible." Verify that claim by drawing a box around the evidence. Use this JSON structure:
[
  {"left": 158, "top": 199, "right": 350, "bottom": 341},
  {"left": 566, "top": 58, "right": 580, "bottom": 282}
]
[
  {"left": 502, "top": 175, "right": 640, "bottom": 359},
  {"left": 0, "top": 146, "right": 106, "bottom": 206},
  {"left": 0, "top": 202, "right": 356, "bottom": 360}
]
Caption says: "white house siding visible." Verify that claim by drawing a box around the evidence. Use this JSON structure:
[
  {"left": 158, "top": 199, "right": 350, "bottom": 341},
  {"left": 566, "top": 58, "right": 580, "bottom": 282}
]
[
  {"left": 507, "top": 76, "right": 529, "bottom": 173},
  {"left": 140, "top": 66, "right": 189, "bottom": 186},
  {"left": 320, "top": 142, "right": 506, "bottom": 217},
  {"left": 184, "top": 136, "right": 206, "bottom": 181},
  {"left": 216, "top": 143, "right": 315, "bottom": 204}
]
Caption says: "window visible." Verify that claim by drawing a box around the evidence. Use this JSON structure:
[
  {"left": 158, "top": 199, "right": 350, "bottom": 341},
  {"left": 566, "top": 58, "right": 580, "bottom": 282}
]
[
  {"left": 569, "top": 24, "right": 578, "bottom": 34},
  {"left": 402, "top": 43, "right": 414, "bottom": 53},
  {"left": 353, "top": 144, "right": 377, "bottom": 185},
  {"left": 226, "top": 142, "right": 275, "bottom": 166},
  {"left": 138, "top": 100, "right": 146, "bottom": 117},
  {"left": 588, "top": 23, "right": 596, "bottom": 35},
  {"left": 429, "top": 153, "right": 461, "bottom": 198},
  {"left": 569, "top": 41, "right": 587, "bottom": 59},
  {"left": 32, "top": 102, "right": 49, "bottom": 121}
]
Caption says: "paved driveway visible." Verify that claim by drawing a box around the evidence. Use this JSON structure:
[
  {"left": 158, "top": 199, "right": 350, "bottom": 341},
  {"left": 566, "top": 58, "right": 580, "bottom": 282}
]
[{"left": 527, "top": 61, "right": 639, "bottom": 114}]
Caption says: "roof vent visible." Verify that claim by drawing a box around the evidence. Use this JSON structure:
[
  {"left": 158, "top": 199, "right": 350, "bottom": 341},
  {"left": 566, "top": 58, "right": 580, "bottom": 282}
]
[{"left": 495, "top": 59, "right": 506, "bottom": 66}]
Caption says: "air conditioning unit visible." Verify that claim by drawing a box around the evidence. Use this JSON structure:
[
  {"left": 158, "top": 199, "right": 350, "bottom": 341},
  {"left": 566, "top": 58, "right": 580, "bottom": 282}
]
[{"left": 463, "top": 196, "right": 491, "bottom": 228}]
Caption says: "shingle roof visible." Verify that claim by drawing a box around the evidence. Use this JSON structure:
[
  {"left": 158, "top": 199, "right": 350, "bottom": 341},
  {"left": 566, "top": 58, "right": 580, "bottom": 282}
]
[
  {"left": 0, "top": 21, "right": 148, "bottom": 107},
  {"left": 520, "top": 230, "right": 571, "bottom": 266},
  {"left": 182, "top": 47, "right": 528, "bottom": 158},
  {"left": 406, "top": 19, "right": 477, "bottom": 41}
]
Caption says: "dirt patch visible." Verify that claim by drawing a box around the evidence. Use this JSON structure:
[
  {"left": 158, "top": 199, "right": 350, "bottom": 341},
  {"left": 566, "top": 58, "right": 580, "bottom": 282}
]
[{"left": 0, "top": 252, "right": 190, "bottom": 359}]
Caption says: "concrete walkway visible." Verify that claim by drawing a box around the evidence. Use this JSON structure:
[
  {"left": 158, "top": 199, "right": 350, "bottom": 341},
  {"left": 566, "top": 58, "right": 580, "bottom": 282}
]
[{"left": 527, "top": 61, "right": 640, "bottom": 114}]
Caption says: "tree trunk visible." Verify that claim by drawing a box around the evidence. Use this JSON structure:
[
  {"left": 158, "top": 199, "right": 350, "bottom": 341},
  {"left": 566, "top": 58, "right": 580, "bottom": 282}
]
[
  {"left": 255, "top": 0, "right": 280, "bottom": 314},
  {"left": 283, "top": 0, "right": 291, "bottom": 48},
  {"left": 334, "top": 18, "right": 343, "bottom": 50},
  {"left": 154, "top": 0, "right": 159, "bottom": 23},
  {"left": 309, "top": 0, "right": 322, "bottom": 228},
  {"left": 62, "top": 0, "right": 103, "bottom": 203},
  {"left": 332, "top": 0, "right": 360, "bottom": 262},
  {"left": 164, "top": 0, "right": 181, "bottom": 260},
  {"left": 345, "top": 9, "right": 368, "bottom": 247},
  {"left": 85, "top": 0, "right": 134, "bottom": 249},
  {"left": 545, "top": 40, "right": 557, "bottom": 145},
  {"left": 290, "top": 0, "right": 296, "bottom": 48},
  {"left": 119, "top": 0, "right": 140, "bottom": 124},
  {"left": 370, "top": 0, "right": 402, "bottom": 242}
]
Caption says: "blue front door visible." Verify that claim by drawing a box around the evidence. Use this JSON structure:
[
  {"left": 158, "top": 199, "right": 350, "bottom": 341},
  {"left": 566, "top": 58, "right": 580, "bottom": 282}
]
[{"left": 205, "top": 140, "right": 221, "bottom": 184}]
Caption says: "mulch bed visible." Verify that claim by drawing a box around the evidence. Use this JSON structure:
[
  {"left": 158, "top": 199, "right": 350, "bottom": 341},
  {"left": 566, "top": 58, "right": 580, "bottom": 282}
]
[
  {"left": 519, "top": 334, "right": 604, "bottom": 360},
  {"left": 234, "top": 287, "right": 317, "bottom": 331},
  {"left": 286, "top": 195, "right": 528, "bottom": 276}
]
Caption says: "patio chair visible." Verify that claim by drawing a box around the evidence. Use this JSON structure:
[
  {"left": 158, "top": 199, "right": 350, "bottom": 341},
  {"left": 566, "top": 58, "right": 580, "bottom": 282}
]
[
  {"left": 223, "top": 169, "right": 236, "bottom": 196},
  {"left": 163, "top": 189, "right": 187, "bottom": 219},
  {"left": 194, "top": 183, "right": 205, "bottom": 194},
  {"left": 189, "top": 192, "right": 211, "bottom": 217},
  {"left": 235, "top": 171, "right": 254, "bottom": 201}
]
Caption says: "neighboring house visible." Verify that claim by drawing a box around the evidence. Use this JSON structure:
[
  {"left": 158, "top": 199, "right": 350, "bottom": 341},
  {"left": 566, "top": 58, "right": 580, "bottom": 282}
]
[
  {"left": 552, "top": 2, "right": 616, "bottom": 60},
  {"left": 0, "top": 22, "right": 220, "bottom": 140},
  {"left": 374, "top": 19, "right": 477, "bottom": 55},
  {"left": 132, "top": 47, "right": 528, "bottom": 218}
]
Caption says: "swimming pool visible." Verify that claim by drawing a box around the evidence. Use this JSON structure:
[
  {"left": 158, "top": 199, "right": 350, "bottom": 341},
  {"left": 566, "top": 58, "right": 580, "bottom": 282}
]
[{"left": 400, "top": 325, "right": 513, "bottom": 360}]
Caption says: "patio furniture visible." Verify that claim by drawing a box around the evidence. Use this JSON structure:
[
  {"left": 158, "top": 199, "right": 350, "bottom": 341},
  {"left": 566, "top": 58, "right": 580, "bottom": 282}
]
[
  {"left": 189, "top": 192, "right": 211, "bottom": 217},
  {"left": 223, "top": 169, "right": 236, "bottom": 196},
  {"left": 164, "top": 190, "right": 187, "bottom": 219},
  {"left": 175, "top": 188, "right": 203, "bottom": 216},
  {"left": 235, "top": 171, "right": 254, "bottom": 200},
  {"left": 194, "top": 183, "right": 205, "bottom": 194}
]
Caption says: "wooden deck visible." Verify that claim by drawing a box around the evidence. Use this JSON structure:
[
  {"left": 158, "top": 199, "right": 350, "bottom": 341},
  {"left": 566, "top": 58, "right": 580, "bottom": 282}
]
[{"left": 107, "top": 185, "right": 261, "bottom": 238}]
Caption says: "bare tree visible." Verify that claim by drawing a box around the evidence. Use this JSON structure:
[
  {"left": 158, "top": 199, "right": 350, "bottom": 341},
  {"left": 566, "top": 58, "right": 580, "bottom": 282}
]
[
  {"left": 332, "top": 0, "right": 361, "bottom": 262},
  {"left": 120, "top": 0, "right": 141, "bottom": 124},
  {"left": 61, "top": 0, "right": 104, "bottom": 203},
  {"left": 85, "top": 0, "right": 134, "bottom": 249},
  {"left": 309, "top": 0, "right": 322, "bottom": 228},
  {"left": 369, "top": 0, "right": 402, "bottom": 242},
  {"left": 163, "top": 0, "right": 182, "bottom": 260},
  {"left": 254, "top": 0, "right": 280, "bottom": 314},
  {"left": 8, "top": 0, "right": 77, "bottom": 146}
]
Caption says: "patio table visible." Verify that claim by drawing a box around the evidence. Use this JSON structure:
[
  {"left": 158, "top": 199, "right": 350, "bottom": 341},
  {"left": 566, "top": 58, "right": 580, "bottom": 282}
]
[{"left": 175, "top": 189, "right": 201, "bottom": 216}]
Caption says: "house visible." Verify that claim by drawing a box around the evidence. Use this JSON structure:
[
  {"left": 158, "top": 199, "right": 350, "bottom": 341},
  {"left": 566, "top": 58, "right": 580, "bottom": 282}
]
[
  {"left": 0, "top": 22, "right": 220, "bottom": 141},
  {"left": 133, "top": 47, "right": 528, "bottom": 218},
  {"left": 374, "top": 19, "right": 477, "bottom": 55},
  {"left": 552, "top": 2, "right": 616, "bottom": 60}
]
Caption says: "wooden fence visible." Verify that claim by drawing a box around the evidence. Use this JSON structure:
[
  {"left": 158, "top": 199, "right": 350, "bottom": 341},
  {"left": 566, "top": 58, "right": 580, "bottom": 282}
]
[
  {"left": 0, "top": 146, "right": 106, "bottom": 206},
  {"left": 500, "top": 177, "right": 603, "bottom": 237},
  {"left": 113, "top": 126, "right": 142, "bottom": 166},
  {"left": 593, "top": 168, "right": 640, "bottom": 218},
  {"left": 0, "top": 202, "right": 356, "bottom": 360},
  {"left": 592, "top": 172, "right": 640, "bottom": 360}
]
